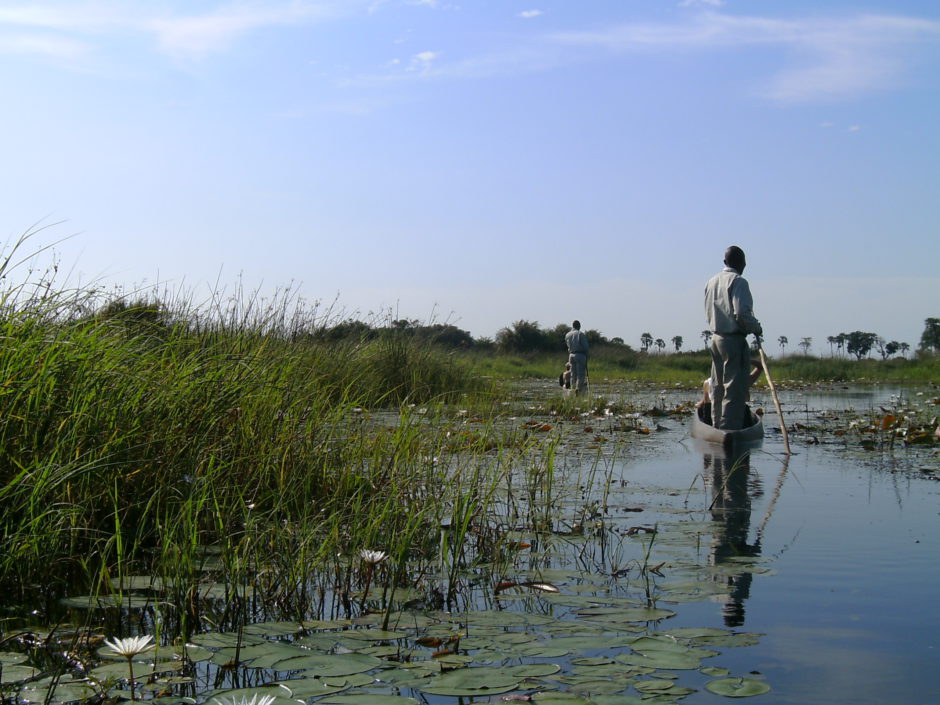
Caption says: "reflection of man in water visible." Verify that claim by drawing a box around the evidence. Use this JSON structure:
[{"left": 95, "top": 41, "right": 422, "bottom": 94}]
[{"left": 704, "top": 449, "right": 763, "bottom": 627}]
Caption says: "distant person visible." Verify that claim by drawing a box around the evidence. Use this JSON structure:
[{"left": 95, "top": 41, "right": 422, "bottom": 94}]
[
  {"left": 704, "top": 246, "right": 762, "bottom": 429},
  {"left": 559, "top": 362, "right": 572, "bottom": 390},
  {"left": 564, "top": 320, "right": 589, "bottom": 394}
]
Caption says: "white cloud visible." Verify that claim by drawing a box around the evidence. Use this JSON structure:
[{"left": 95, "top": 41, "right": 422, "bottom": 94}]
[
  {"left": 679, "top": 0, "right": 725, "bottom": 7},
  {"left": 0, "top": 32, "right": 88, "bottom": 59},
  {"left": 549, "top": 12, "right": 940, "bottom": 103},
  {"left": 408, "top": 49, "right": 438, "bottom": 72},
  {"left": 146, "top": 4, "right": 336, "bottom": 60},
  {"left": 0, "top": 1, "right": 342, "bottom": 61},
  {"left": 519, "top": 10, "right": 543, "bottom": 20}
]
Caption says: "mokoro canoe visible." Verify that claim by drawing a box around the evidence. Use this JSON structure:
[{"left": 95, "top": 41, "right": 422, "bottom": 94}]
[{"left": 692, "top": 403, "right": 763, "bottom": 447}]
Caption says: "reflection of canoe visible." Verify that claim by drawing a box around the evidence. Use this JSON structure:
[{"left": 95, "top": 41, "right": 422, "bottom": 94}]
[{"left": 692, "top": 404, "right": 763, "bottom": 447}]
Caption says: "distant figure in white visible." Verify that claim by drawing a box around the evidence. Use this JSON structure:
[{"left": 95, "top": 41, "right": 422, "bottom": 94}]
[
  {"left": 704, "top": 246, "right": 762, "bottom": 430},
  {"left": 564, "top": 320, "right": 589, "bottom": 395}
]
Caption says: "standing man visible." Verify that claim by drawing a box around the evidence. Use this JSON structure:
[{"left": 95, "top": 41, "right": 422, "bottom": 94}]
[
  {"left": 704, "top": 246, "right": 762, "bottom": 430},
  {"left": 565, "top": 320, "right": 589, "bottom": 394}
]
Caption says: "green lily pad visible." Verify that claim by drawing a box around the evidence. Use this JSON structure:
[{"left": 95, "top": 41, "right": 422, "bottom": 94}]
[
  {"left": 1, "top": 664, "right": 39, "bottom": 684},
  {"left": 190, "top": 632, "right": 264, "bottom": 648},
  {"left": 275, "top": 652, "right": 382, "bottom": 676},
  {"left": 319, "top": 696, "right": 420, "bottom": 705},
  {"left": 701, "top": 666, "right": 730, "bottom": 676},
  {"left": 0, "top": 652, "right": 29, "bottom": 665},
  {"left": 417, "top": 668, "right": 520, "bottom": 697},
  {"left": 276, "top": 673, "right": 372, "bottom": 698},
  {"left": 205, "top": 685, "right": 295, "bottom": 704},
  {"left": 341, "top": 629, "right": 411, "bottom": 641},
  {"left": 577, "top": 606, "right": 676, "bottom": 623},
  {"left": 18, "top": 680, "right": 99, "bottom": 704},
  {"left": 59, "top": 594, "right": 153, "bottom": 610},
  {"left": 705, "top": 677, "right": 771, "bottom": 697}
]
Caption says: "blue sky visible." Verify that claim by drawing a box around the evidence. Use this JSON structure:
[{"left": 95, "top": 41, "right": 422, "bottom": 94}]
[{"left": 1, "top": 0, "right": 938, "bottom": 353}]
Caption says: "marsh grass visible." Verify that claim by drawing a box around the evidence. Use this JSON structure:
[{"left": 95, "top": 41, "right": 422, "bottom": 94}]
[
  {"left": 475, "top": 348, "right": 939, "bottom": 386},
  {"left": 0, "top": 233, "right": 504, "bottom": 631}
]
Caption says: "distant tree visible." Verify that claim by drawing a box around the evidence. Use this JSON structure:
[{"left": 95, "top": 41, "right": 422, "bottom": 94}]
[
  {"left": 835, "top": 333, "right": 847, "bottom": 357},
  {"left": 799, "top": 337, "right": 812, "bottom": 355},
  {"left": 654, "top": 338, "right": 666, "bottom": 353},
  {"left": 919, "top": 318, "right": 940, "bottom": 353},
  {"left": 778, "top": 336, "right": 788, "bottom": 356},
  {"left": 845, "top": 331, "right": 878, "bottom": 360},
  {"left": 417, "top": 324, "right": 474, "bottom": 348},
  {"left": 899, "top": 342, "right": 910, "bottom": 357},
  {"left": 884, "top": 340, "right": 900, "bottom": 358},
  {"left": 640, "top": 332, "right": 653, "bottom": 353},
  {"left": 874, "top": 336, "right": 888, "bottom": 359},
  {"left": 826, "top": 335, "right": 837, "bottom": 356},
  {"left": 320, "top": 319, "right": 374, "bottom": 343},
  {"left": 611, "top": 336, "right": 625, "bottom": 345},
  {"left": 671, "top": 335, "right": 683, "bottom": 352},
  {"left": 701, "top": 330, "right": 712, "bottom": 349},
  {"left": 586, "top": 329, "right": 608, "bottom": 347},
  {"left": 496, "top": 320, "right": 551, "bottom": 353}
]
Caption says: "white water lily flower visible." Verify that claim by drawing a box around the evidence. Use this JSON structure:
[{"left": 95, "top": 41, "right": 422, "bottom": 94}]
[
  {"left": 211, "top": 695, "right": 277, "bottom": 705},
  {"left": 103, "top": 635, "right": 155, "bottom": 658},
  {"left": 358, "top": 549, "right": 388, "bottom": 564}
]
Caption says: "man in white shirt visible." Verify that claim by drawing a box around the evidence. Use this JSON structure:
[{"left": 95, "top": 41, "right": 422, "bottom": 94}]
[
  {"left": 704, "top": 246, "right": 762, "bottom": 429},
  {"left": 564, "top": 320, "right": 589, "bottom": 394}
]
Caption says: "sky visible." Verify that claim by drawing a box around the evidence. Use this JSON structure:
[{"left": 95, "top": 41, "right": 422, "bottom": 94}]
[{"left": 1, "top": 0, "right": 938, "bottom": 354}]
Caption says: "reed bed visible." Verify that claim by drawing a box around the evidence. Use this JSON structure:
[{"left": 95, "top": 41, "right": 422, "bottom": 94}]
[{"left": 0, "top": 248, "right": 511, "bottom": 631}]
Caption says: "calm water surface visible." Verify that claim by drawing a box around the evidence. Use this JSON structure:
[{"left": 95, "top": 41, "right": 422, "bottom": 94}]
[{"left": 608, "top": 385, "right": 940, "bottom": 705}]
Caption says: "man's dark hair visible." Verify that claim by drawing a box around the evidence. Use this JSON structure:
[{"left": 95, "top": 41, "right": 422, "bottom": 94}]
[
  {"left": 724, "top": 246, "right": 746, "bottom": 271},
  {"left": 572, "top": 320, "right": 581, "bottom": 329}
]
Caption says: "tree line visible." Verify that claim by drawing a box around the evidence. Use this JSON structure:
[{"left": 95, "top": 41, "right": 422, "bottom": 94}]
[{"left": 91, "top": 303, "right": 940, "bottom": 360}]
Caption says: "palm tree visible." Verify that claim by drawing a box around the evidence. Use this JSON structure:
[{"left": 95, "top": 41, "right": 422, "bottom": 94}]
[
  {"left": 654, "top": 338, "right": 666, "bottom": 353},
  {"left": 671, "top": 335, "right": 683, "bottom": 352},
  {"left": 799, "top": 337, "right": 812, "bottom": 355},
  {"left": 701, "top": 330, "right": 712, "bottom": 349},
  {"left": 640, "top": 332, "right": 653, "bottom": 353},
  {"left": 827, "top": 335, "right": 837, "bottom": 356},
  {"left": 778, "top": 335, "right": 788, "bottom": 356},
  {"left": 899, "top": 342, "right": 910, "bottom": 358}
]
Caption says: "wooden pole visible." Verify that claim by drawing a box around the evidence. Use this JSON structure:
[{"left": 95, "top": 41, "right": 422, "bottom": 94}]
[{"left": 758, "top": 345, "right": 791, "bottom": 455}]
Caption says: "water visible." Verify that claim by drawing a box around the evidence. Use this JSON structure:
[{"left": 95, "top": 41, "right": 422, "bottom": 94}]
[{"left": 606, "top": 385, "right": 940, "bottom": 704}]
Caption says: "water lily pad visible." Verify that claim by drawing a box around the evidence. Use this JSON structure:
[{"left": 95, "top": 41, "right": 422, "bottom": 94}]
[
  {"left": 705, "top": 677, "right": 771, "bottom": 697},
  {"left": 210, "top": 645, "right": 272, "bottom": 668},
  {"left": 1, "top": 664, "right": 39, "bottom": 683},
  {"left": 341, "top": 628, "right": 410, "bottom": 641},
  {"left": 275, "top": 652, "right": 382, "bottom": 676},
  {"left": 0, "top": 652, "right": 28, "bottom": 665},
  {"left": 532, "top": 692, "right": 597, "bottom": 704},
  {"left": 18, "top": 680, "right": 99, "bottom": 704},
  {"left": 277, "top": 673, "right": 372, "bottom": 698},
  {"left": 568, "top": 678, "right": 628, "bottom": 695},
  {"left": 319, "top": 696, "right": 420, "bottom": 705},
  {"left": 190, "top": 632, "right": 264, "bottom": 648},
  {"left": 577, "top": 606, "right": 676, "bottom": 623},
  {"left": 205, "top": 685, "right": 295, "bottom": 704},
  {"left": 109, "top": 576, "right": 165, "bottom": 591},
  {"left": 503, "top": 663, "right": 562, "bottom": 678},
  {"left": 90, "top": 660, "right": 182, "bottom": 682},
  {"left": 417, "top": 668, "right": 520, "bottom": 697},
  {"left": 242, "top": 620, "right": 307, "bottom": 636},
  {"left": 59, "top": 594, "right": 152, "bottom": 610},
  {"left": 701, "top": 666, "right": 730, "bottom": 676}
]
